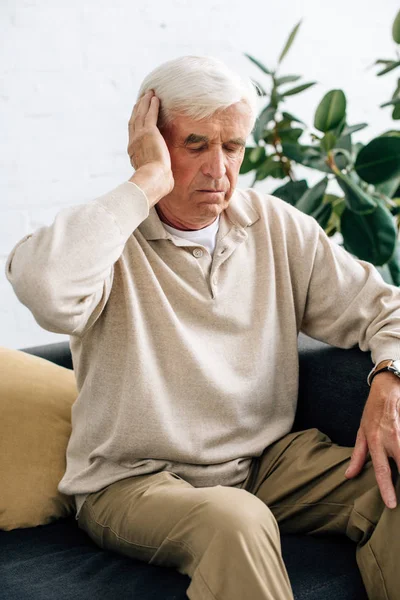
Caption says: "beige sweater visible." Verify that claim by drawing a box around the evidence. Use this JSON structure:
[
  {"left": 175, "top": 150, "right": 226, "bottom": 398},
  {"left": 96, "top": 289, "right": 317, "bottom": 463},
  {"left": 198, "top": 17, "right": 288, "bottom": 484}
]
[{"left": 6, "top": 182, "right": 400, "bottom": 519}]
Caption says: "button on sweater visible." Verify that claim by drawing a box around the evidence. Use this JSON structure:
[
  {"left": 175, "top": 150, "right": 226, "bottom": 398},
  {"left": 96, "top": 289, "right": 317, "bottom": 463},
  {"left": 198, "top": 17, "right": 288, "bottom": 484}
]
[{"left": 6, "top": 182, "right": 400, "bottom": 520}]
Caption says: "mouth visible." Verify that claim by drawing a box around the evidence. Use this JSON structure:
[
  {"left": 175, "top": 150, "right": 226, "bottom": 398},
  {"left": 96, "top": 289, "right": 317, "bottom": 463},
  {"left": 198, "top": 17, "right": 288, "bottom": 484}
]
[{"left": 197, "top": 190, "right": 224, "bottom": 193}]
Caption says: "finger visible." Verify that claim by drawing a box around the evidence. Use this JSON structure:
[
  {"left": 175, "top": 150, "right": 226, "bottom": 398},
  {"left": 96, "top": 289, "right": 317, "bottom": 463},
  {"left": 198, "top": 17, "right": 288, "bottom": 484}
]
[
  {"left": 345, "top": 428, "right": 368, "bottom": 478},
  {"left": 127, "top": 91, "right": 154, "bottom": 161},
  {"left": 369, "top": 445, "right": 397, "bottom": 509},
  {"left": 129, "top": 98, "right": 142, "bottom": 126},
  {"left": 128, "top": 90, "right": 153, "bottom": 129},
  {"left": 144, "top": 95, "right": 161, "bottom": 127},
  {"left": 134, "top": 90, "right": 155, "bottom": 128},
  {"left": 129, "top": 101, "right": 138, "bottom": 124}
]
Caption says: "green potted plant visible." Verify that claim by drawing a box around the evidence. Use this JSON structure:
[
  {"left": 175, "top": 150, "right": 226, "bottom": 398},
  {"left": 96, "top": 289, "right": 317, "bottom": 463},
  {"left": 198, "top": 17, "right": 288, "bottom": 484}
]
[{"left": 242, "top": 10, "right": 400, "bottom": 284}]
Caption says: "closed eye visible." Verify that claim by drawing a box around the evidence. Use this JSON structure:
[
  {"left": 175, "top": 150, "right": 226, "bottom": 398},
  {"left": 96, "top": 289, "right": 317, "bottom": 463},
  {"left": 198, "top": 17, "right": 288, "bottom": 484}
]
[
  {"left": 224, "top": 146, "right": 241, "bottom": 153},
  {"left": 188, "top": 146, "right": 241, "bottom": 154}
]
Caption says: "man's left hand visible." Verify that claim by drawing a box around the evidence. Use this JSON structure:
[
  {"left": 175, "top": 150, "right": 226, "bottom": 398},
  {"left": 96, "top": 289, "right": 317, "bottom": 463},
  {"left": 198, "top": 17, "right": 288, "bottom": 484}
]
[{"left": 345, "top": 371, "right": 400, "bottom": 509}]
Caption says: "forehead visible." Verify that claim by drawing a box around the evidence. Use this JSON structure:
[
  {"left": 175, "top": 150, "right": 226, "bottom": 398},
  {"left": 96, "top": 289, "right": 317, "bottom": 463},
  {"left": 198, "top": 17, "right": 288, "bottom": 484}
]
[{"left": 168, "top": 102, "right": 253, "bottom": 141}]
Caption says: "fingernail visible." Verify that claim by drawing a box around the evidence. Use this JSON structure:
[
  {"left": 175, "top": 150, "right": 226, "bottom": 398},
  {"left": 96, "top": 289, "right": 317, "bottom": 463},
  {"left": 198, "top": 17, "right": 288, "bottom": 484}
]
[
  {"left": 345, "top": 467, "right": 351, "bottom": 476},
  {"left": 388, "top": 498, "right": 397, "bottom": 509}
]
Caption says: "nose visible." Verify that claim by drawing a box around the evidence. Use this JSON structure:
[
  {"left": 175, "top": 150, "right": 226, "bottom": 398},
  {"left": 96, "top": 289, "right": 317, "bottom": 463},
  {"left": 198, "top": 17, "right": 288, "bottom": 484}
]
[{"left": 200, "top": 146, "right": 226, "bottom": 180}]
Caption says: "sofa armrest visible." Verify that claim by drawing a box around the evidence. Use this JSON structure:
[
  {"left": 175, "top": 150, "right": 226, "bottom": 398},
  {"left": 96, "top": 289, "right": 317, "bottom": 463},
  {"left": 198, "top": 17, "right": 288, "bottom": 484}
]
[
  {"left": 20, "top": 341, "right": 73, "bottom": 370},
  {"left": 294, "top": 334, "right": 372, "bottom": 447}
]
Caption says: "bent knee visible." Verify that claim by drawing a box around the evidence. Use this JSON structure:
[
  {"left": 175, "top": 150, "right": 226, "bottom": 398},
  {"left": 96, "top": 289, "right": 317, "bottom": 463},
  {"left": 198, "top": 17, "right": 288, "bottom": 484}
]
[{"left": 198, "top": 486, "right": 279, "bottom": 537}]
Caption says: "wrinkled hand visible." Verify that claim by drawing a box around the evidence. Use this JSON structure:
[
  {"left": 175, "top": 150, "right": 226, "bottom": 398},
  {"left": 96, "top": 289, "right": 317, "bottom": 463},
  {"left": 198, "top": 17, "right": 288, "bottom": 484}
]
[
  {"left": 127, "top": 90, "right": 174, "bottom": 202},
  {"left": 345, "top": 371, "right": 400, "bottom": 509}
]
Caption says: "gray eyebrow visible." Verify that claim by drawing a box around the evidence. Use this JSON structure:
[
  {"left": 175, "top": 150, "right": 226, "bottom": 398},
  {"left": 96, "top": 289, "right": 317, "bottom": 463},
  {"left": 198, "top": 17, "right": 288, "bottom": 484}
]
[
  {"left": 227, "top": 137, "right": 246, "bottom": 147},
  {"left": 184, "top": 134, "right": 209, "bottom": 145},
  {"left": 183, "top": 134, "right": 246, "bottom": 147}
]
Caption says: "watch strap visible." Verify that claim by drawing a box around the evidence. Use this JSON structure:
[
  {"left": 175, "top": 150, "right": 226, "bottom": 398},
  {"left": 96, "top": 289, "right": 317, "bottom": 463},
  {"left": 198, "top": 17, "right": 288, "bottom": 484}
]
[{"left": 368, "top": 359, "right": 397, "bottom": 386}]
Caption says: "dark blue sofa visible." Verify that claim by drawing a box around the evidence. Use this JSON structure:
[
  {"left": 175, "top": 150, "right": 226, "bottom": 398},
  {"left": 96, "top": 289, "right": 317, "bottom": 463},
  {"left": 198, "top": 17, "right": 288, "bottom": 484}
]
[{"left": 0, "top": 334, "right": 371, "bottom": 599}]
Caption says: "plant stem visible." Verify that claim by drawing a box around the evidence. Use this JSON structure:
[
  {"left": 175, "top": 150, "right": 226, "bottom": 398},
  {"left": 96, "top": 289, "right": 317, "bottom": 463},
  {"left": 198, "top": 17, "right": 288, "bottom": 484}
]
[{"left": 326, "top": 151, "right": 340, "bottom": 174}]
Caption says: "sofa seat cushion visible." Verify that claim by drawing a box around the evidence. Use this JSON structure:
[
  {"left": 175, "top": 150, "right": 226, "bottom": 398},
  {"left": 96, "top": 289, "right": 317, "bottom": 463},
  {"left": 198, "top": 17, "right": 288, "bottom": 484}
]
[
  {"left": 0, "top": 347, "right": 77, "bottom": 531},
  {"left": 0, "top": 517, "right": 367, "bottom": 600}
]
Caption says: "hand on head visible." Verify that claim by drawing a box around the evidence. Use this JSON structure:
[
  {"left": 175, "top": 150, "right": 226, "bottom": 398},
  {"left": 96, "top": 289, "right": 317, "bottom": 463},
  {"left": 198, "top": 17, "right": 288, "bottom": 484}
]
[{"left": 127, "top": 90, "right": 174, "bottom": 206}]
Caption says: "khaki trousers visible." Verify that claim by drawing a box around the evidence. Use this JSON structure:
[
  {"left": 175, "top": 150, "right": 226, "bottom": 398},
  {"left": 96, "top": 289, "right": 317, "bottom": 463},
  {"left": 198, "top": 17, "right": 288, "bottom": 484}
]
[{"left": 77, "top": 428, "right": 399, "bottom": 600}]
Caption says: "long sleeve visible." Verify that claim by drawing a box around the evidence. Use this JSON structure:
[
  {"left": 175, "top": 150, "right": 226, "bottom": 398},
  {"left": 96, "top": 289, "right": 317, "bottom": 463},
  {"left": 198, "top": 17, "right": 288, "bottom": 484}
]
[
  {"left": 300, "top": 223, "right": 400, "bottom": 364},
  {"left": 5, "top": 181, "right": 150, "bottom": 337}
]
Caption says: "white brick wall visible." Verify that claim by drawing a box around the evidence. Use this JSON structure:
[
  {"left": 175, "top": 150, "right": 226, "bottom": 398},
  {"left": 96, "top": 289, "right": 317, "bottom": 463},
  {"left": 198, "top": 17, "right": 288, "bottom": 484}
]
[{"left": 1, "top": 0, "right": 398, "bottom": 349}]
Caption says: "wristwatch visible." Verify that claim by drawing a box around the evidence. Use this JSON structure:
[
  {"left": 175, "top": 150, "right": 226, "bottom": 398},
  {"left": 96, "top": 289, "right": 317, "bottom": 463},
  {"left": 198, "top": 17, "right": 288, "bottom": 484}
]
[{"left": 367, "top": 359, "right": 400, "bottom": 386}]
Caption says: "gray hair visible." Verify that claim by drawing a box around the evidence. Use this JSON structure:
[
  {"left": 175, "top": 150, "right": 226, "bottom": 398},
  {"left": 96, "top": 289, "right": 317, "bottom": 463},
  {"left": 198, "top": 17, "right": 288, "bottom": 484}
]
[{"left": 137, "top": 55, "right": 258, "bottom": 132}]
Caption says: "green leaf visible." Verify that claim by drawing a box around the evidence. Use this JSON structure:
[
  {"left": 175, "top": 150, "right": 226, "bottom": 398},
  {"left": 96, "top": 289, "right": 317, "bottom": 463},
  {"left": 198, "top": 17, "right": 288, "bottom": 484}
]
[
  {"left": 378, "top": 130, "right": 400, "bottom": 137},
  {"left": 355, "top": 136, "right": 400, "bottom": 184},
  {"left": 320, "top": 132, "right": 337, "bottom": 153},
  {"left": 341, "top": 203, "right": 397, "bottom": 266},
  {"left": 377, "top": 61, "right": 400, "bottom": 76},
  {"left": 302, "top": 154, "right": 333, "bottom": 173},
  {"left": 325, "top": 198, "right": 343, "bottom": 236},
  {"left": 388, "top": 247, "right": 400, "bottom": 286},
  {"left": 255, "top": 157, "right": 286, "bottom": 180},
  {"left": 249, "top": 146, "right": 265, "bottom": 162},
  {"left": 271, "top": 180, "right": 308, "bottom": 205},
  {"left": 392, "top": 9, "right": 400, "bottom": 44},
  {"left": 311, "top": 202, "right": 332, "bottom": 229},
  {"left": 331, "top": 147, "right": 352, "bottom": 167},
  {"left": 281, "top": 144, "right": 334, "bottom": 172},
  {"left": 244, "top": 53, "right": 273, "bottom": 75},
  {"left": 282, "top": 142, "right": 320, "bottom": 161},
  {"left": 276, "top": 119, "right": 295, "bottom": 130},
  {"left": 388, "top": 197, "right": 400, "bottom": 215},
  {"left": 335, "top": 133, "right": 352, "bottom": 157},
  {"left": 302, "top": 146, "right": 321, "bottom": 158},
  {"left": 275, "top": 75, "right": 301, "bottom": 86},
  {"left": 278, "top": 127, "right": 303, "bottom": 143},
  {"left": 281, "top": 82, "right": 317, "bottom": 97},
  {"left": 251, "top": 79, "right": 267, "bottom": 97},
  {"left": 393, "top": 104, "right": 400, "bottom": 119},
  {"left": 281, "top": 142, "right": 308, "bottom": 163},
  {"left": 278, "top": 20, "right": 302, "bottom": 64},
  {"left": 340, "top": 123, "right": 368, "bottom": 137},
  {"left": 330, "top": 196, "right": 346, "bottom": 217},
  {"left": 354, "top": 142, "right": 364, "bottom": 157},
  {"left": 332, "top": 115, "right": 347, "bottom": 138},
  {"left": 281, "top": 111, "right": 306, "bottom": 125},
  {"left": 335, "top": 171, "right": 377, "bottom": 214},
  {"left": 253, "top": 105, "right": 276, "bottom": 144},
  {"left": 370, "top": 190, "right": 395, "bottom": 212},
  {"left": 314, "top": 90, "right": 346, "bottom": 133},
  {"left": 374, "top": 59, "right": 397, "bottom": 66},
  {"left": 270, "top": 87, "right": 283, "bottom": 108},
  {"left": 240, "top": 147, "right": 266, "bottom": 174},
  {"left": 381, "top": 98, "right": 400, "bottom": 108},
  {"left": 375, "top": 175, "right": 400, "bottom": 198},
  {"left": 262, "top": 129, "right": 278, "bottom": 145},
  {"left": 296, "top": 177, "right": 328, "bottom": 214},
  {"left": 392, "top": 78, "right": 400, "bottom": 99}
]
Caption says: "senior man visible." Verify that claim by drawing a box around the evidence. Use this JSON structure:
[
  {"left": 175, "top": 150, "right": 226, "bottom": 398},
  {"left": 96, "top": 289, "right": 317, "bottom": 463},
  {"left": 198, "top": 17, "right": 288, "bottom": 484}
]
[{"left": 5, "top": 55, "right": 400, "bottom": 600}]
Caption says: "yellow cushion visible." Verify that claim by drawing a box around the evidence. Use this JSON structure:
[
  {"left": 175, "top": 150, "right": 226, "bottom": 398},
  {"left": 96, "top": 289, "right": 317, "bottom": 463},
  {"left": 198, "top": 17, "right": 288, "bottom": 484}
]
[{"left": 0, "top": 346, "right": 78, "bottom": 530}]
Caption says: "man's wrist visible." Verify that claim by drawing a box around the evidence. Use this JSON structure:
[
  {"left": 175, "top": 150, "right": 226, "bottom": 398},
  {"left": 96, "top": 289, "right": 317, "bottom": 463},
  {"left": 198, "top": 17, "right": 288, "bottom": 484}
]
[
  {"left": 368, "top": 359, "right": 400, "bottom": 386},
  {"left": 129, "top": 165, "right": 169, "bottom": 208},
  {"left": 370, "top": 370, "right": 400, "bottom": 386}
]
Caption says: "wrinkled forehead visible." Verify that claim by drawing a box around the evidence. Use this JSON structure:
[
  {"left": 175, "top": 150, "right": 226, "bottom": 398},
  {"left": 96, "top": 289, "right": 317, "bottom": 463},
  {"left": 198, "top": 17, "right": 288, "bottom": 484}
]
[{"left": 165, "top": 102, "right": 253, "bottom": 143}]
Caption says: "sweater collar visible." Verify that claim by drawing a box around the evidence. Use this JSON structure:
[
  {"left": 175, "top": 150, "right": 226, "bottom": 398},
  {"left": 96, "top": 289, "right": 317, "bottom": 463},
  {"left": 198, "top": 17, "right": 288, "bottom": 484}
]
[{"left": 138, "top": 187, "right": 260, "bottom": 241}]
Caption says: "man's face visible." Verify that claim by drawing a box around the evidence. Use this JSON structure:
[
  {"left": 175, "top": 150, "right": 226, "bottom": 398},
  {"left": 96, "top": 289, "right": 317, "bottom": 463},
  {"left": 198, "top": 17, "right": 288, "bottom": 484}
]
[{"left": 157, "top": 101, "right": 253, "bottom": 230}]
